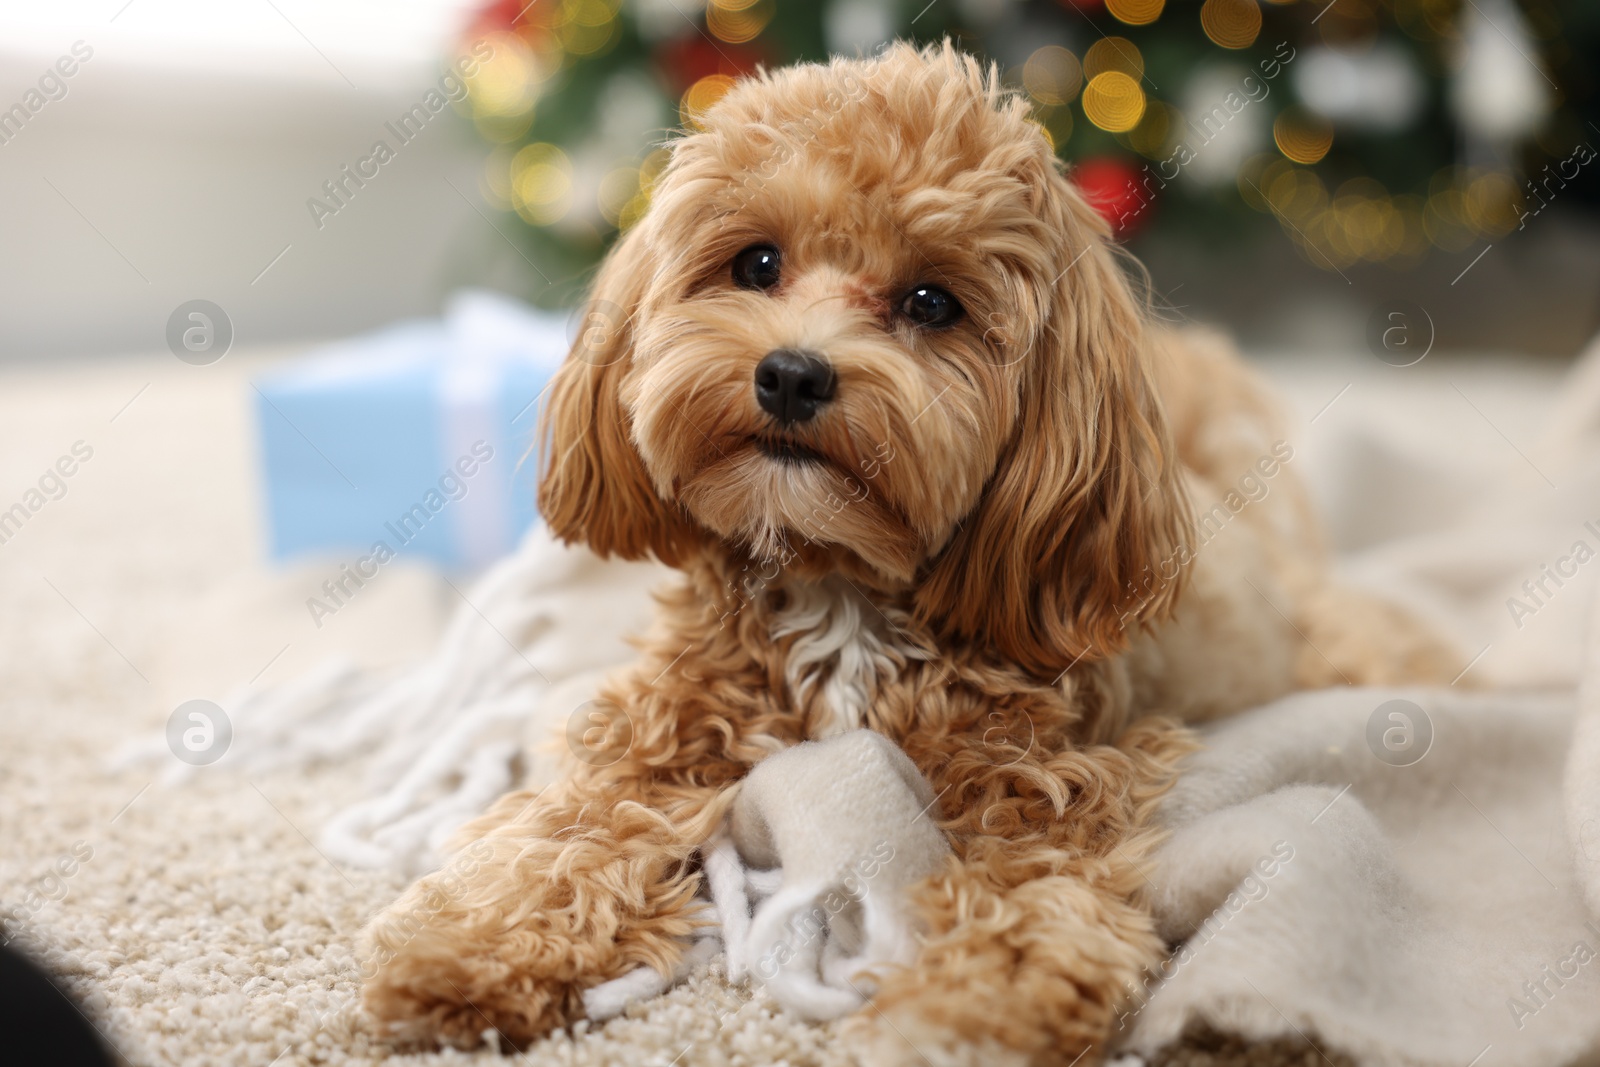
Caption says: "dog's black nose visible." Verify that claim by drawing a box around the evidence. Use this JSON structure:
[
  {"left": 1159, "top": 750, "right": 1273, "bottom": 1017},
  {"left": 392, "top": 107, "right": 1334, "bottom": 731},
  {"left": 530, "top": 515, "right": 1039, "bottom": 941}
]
[{"left": 754, "top": 349, "right": 835, "bottom": 425}]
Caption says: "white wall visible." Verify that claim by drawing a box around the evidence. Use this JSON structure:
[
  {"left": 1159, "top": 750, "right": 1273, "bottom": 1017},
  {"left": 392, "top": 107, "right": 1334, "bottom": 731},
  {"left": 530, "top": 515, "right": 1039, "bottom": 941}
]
[{"left": 0, "top": 0, "right": 541, "bottom": 359}]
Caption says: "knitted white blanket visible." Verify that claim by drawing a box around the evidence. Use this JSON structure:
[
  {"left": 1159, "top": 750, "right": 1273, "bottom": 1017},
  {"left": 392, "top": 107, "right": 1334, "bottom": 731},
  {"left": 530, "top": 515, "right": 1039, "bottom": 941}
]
[{"left": 1115, "top": 334, "right": 1600, "bottom": 1067}]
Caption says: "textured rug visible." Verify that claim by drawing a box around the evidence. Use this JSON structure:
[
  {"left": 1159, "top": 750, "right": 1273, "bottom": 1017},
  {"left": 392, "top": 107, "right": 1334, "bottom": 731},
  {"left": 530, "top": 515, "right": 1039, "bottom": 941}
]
[{"left": 0, "top": 343, "right": 1568, "bottom": 1066}]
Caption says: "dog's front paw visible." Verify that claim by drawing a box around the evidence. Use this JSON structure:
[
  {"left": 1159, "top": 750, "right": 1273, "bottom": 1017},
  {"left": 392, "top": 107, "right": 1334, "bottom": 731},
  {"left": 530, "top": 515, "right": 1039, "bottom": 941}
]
[
  {"left": 362, "top": 951, "right": 584, "bottom": 1050},
  {"left": 839, "top": 866, "right": 1153, "bottom": 1067},
  {"left": 357, "top": 799, "right": 707, "bottom": 1049},
  {"left": 359, "top": 868, "right": 591, "bottom": 1049}
]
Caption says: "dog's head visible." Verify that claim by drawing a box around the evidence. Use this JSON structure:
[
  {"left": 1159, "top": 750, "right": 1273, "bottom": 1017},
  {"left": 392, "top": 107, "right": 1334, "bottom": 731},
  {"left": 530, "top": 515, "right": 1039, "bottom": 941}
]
[{"left": 539, "top": 42, "right": 1188, "bottom": 677}]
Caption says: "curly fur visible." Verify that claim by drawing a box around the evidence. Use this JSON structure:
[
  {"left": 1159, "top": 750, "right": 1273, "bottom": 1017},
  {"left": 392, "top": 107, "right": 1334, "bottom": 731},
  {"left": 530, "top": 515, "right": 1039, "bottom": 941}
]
[{"left": 360, "top": 42, "right": 1462, "bottom": 1065}]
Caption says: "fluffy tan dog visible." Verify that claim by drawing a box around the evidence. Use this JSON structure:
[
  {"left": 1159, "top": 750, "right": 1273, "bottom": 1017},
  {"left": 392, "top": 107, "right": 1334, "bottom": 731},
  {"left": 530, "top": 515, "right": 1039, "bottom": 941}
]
[{"left": 361, "top": 42, "right": 1459, "bottom": 1065}]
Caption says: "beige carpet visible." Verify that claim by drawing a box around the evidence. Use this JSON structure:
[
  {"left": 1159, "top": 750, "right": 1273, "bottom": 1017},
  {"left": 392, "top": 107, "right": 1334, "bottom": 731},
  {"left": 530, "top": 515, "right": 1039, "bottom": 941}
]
[{"left": 0, "top": 346, "right": 1563, "bottom": 1066}]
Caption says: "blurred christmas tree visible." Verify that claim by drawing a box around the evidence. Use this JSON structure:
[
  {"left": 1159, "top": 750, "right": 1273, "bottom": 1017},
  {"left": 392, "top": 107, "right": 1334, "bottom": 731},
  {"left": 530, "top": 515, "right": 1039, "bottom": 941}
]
[{"left": 453, "top": 0, "right": 1597, "bottom": 304}]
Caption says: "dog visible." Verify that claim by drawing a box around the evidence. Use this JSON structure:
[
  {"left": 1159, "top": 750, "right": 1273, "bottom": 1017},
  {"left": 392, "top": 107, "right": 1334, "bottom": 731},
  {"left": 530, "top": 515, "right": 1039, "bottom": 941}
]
[{"left": 359, "top": 41, "right": 1460, "bottom": 1065}]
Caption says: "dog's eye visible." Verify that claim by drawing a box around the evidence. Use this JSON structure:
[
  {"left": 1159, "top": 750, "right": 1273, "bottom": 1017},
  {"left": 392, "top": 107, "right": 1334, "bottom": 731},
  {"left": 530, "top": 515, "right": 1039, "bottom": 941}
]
[
  {"left": 732, "top": 245, "right": 782, "bottom": 291},
  {"left": 900, "top": 285, "right": 963, "bottom": 328}
]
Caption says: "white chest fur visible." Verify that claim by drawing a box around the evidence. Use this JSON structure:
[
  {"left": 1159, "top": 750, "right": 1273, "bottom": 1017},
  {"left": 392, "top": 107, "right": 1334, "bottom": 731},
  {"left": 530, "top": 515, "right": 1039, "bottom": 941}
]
[{"left": 769, "top": 578, "right": 928, "bottom": 739}]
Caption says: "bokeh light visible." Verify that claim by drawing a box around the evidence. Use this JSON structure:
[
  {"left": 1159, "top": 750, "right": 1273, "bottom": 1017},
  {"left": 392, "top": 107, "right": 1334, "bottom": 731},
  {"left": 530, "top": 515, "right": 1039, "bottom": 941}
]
[
  {"left": 1083, "top": 72, "right": 1147, "bottom": 133},
  {"left": 554, "top": 0, "right": 622, "bottom": 57},
  {"left": 1107, "top": 0, "right": 1166, "bottom": 27},
  {"left": 707, "top": 0, "right": 775, "bottom": 44},
  {"left": 1464, "top": 170, "right": 1523, "bottom": 237},
  {"left": 1084, "top": 37, "right": 1145, "bottom": 81},
  {"left": 1273, "top": 108, "right": 1334, "bottom": 164},
  {"left": 511, "top": 142, "right": 574, "bottom": 226},
  {"left": 1200, "top": 0, "right": 1262, "bottom": 49},
  {"left": 1238, "top": 153, "right": 1504, "bottom": 269},
  {"left": 1266, "top": 165, "right": 1327, "bottom": 223},
  {"left": 465, "top": 31, "right": 538, "bottom": 120},
  {"left": 1023, "top": 46, "right": 1083, "bottom": 106},
  {"left": 1128, "top": 101, "right": 1176, "bottom": 157},
  {"left": 680, "top": 73, "right": 736, "bottom": 129}
]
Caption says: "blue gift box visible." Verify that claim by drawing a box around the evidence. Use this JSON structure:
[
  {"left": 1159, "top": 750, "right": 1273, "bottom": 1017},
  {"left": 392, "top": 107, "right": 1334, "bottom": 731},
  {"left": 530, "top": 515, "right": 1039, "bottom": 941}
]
[{"left": 255, "top": 290, "right": 569, "bottom": 570}]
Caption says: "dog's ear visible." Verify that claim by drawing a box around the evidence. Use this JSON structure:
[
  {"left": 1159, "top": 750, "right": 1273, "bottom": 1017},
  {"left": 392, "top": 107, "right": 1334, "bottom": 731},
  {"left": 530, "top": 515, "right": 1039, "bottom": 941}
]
[
  {"left": 914, "top": 169, "right": 1190, "bottom": 679},
  {"left": 537, "top": 226, "right": 699, "bottom": 564}
]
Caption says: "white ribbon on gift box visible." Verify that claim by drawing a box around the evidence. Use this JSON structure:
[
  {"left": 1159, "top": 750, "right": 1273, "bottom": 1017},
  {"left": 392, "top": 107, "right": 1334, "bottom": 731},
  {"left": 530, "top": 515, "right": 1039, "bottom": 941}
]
[
  {"left": 440, "top": 356, "right": 514, "bottom": 571},
  {"left": 438, "top": 290, "right": 569, "bottom": 571}
]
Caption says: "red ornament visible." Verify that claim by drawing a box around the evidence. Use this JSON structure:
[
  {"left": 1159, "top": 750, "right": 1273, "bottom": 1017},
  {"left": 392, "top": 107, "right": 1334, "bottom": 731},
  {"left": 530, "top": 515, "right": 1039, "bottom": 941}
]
[
  {"left": 657, "top": 37, "right": 770, "bottom": 95},
  {"left": 465, "top": 0, "right": 558, "bottom": 44},
  {"left": 468, "top": 0, "right": 524, "bottom": 33},
  {"left": 1071, "top": 156, "right": 1153, "bottom": 235}
]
